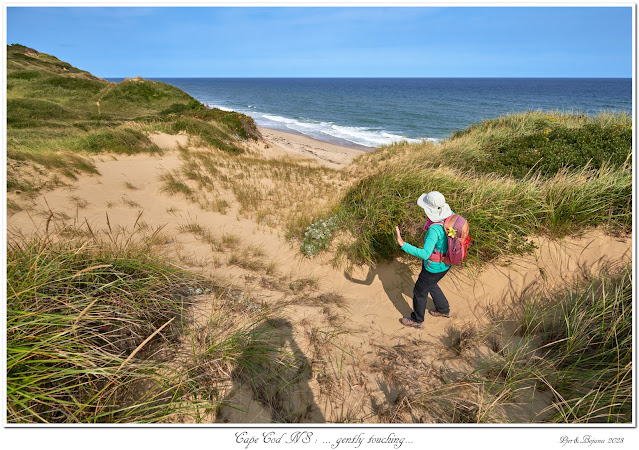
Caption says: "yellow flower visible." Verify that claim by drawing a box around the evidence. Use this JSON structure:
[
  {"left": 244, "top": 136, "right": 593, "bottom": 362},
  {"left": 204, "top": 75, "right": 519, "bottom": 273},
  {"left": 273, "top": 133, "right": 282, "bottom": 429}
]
[{"left": 447, "top": 227, "right": 456, "bottom": 238}]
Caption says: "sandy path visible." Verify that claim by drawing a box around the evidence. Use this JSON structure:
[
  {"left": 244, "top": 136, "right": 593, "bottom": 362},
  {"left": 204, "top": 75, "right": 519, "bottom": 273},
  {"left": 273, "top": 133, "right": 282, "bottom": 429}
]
[{"left": 7, "top": 130, "right": 632, "bottom": 423}]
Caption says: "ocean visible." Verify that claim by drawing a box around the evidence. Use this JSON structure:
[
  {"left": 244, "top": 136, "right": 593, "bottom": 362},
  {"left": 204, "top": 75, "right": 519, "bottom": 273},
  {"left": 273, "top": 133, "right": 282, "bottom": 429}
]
[{"left": 115, "top": 78, "right": 632, "bottom": 148}]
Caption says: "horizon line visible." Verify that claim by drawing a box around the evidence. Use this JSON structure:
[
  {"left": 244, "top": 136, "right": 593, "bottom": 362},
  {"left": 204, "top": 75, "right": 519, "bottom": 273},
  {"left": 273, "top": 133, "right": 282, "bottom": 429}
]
[{"left": 103, "top": 76, "right": 633, "bottom": 80}]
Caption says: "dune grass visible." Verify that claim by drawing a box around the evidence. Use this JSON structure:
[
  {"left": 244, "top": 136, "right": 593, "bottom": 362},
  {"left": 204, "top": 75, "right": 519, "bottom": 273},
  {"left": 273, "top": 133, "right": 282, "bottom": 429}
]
[
  {"left": 372, "top": 263, "right": 631, "bottom": 423},
  {"left": 334, "top": 163, "right": 630, "bottom": 265},
  {"left": 6, "top": 223, "right": 303, "bottom": 423},
  {"left": 6, "top": 229, "right": 201, "bottom": 422},
  {"left": 483, "top": 263, "right": 633, "bottom": 423},
  {"left": 306, "top": 112, "right": 632, "bottom": 266},
  {"left": 157, "top": 142, "right": 347, "bottom": 231},
  {"left": 515, "top": 265, "right": 632, "bottom": 423}
]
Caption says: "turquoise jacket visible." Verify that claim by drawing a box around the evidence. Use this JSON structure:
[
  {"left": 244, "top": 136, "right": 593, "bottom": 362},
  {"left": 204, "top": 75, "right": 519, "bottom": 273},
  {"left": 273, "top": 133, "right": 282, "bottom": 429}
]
[{"left": 401, "top": 223, "right": 450, "bottom": 273}]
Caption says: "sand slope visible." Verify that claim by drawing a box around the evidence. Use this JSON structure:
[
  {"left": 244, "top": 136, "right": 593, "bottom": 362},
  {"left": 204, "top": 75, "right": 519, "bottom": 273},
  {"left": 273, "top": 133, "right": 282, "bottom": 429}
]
[{"left": 7, "top": 129, "right": 632, "bottom": 423}]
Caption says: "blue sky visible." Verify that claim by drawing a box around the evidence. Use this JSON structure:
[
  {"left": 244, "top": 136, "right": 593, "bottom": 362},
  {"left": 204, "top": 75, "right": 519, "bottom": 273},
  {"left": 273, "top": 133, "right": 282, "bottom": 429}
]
[{"left": 6, "top": 6, "right": 633, "bottom": 78}]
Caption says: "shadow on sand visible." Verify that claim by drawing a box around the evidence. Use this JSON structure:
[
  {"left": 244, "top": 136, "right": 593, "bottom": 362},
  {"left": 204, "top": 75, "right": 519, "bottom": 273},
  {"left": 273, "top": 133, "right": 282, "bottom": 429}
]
[
  {"left": 344, "top": 261, "right": 416, "bottom": 318},
  {"left": 215, "top": 318, "right": 325, "bottom": 423}
]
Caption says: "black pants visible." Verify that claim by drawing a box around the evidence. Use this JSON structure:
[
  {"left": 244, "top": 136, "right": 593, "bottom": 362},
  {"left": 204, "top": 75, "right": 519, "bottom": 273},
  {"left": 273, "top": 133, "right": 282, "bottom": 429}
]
[{"left": 411, "top": 265, "right": 450, "bottom": 323}]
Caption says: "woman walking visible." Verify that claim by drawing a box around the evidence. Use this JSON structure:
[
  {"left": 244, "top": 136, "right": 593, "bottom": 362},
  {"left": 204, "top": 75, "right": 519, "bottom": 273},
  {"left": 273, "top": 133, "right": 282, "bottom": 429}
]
[{"left": 395, "top": 191, "right": 453, "bottom": 329}]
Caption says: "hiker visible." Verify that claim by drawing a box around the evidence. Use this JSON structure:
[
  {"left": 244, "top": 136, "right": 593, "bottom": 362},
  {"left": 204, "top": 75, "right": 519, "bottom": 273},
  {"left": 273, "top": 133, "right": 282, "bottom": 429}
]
[{"left": 395, "top": 191, "right": 453, "bottom": 329}]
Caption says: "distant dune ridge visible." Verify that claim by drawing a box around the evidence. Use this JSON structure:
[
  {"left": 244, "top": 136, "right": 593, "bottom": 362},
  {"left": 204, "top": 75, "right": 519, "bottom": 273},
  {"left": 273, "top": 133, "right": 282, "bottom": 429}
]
[{"left": 6, "top": 45, "right": 632, "bottom": 424}]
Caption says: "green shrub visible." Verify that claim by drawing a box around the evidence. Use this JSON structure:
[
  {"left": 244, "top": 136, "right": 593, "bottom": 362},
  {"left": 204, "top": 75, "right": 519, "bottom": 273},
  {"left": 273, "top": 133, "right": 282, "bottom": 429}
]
[
  {"left": 445, "top": 112, "right": 632, "bottom": 178},
  {"left": 475, "top": 122, "right": 632, "bottom": 178},
  {"left": 160, "top": 99, "right": 206, "bottom": 115}
]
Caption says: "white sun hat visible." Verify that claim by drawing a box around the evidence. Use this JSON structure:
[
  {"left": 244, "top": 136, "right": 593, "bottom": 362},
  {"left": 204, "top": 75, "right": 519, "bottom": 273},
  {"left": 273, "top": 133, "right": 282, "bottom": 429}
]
[{"left": 417, "top": 191, "right": 452, "bottom": 222}]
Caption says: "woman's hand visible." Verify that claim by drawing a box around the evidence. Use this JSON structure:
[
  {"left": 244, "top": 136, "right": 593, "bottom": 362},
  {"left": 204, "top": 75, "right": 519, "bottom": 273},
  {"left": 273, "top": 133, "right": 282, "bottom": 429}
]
[{"left": 395, "top": 226, "right": 405, "bottom": 247}]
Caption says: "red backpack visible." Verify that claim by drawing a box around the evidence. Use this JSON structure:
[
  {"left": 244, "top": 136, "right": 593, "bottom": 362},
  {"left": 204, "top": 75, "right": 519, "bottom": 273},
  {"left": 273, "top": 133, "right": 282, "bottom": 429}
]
[{"left": 426, "top": 214, "right": 471, "bottom": 267}]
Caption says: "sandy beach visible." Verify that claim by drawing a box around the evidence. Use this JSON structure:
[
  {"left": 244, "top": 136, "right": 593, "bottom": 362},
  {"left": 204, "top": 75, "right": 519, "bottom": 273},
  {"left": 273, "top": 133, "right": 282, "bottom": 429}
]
[{"left": 256, "top": 126, "right": 369, "bottom": 168}]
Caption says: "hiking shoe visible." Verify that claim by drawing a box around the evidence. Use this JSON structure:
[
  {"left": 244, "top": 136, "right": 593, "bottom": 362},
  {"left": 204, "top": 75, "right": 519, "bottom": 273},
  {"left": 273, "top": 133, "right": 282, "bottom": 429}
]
[
  {"left": 429, "top": 310, "right": 452, "bottom": 319},
  {"left": 400, "top": 317, "right": 424, "bottom": 329}
]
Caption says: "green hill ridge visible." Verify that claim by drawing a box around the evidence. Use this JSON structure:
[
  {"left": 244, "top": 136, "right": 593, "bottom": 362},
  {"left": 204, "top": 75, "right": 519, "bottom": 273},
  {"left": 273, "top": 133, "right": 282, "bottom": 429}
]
[{"left": 6, "top": 44, "right": 260, "bottom": 199}]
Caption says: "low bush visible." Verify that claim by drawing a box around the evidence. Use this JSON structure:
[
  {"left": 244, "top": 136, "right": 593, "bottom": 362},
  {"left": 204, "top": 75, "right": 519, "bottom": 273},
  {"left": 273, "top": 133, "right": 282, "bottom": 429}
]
[
  {"left": 474, "top": 121, "right": 632, "bottom": 178},
  {"left": 445, "top": 111, "right": 631, "bottom": 178},
  {"left": 301, "top": 218, "right": 338, "bottom": 257}
]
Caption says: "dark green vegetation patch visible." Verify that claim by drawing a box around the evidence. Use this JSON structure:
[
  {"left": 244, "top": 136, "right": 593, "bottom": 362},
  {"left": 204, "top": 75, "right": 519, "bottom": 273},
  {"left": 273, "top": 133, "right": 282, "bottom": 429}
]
[
  {"left": 8, "top": 98, "right": 78, "bottom": 124},
  {"left": 454, "top": 115, "right": 632, "bottom": 178},
  {"left": 43, "top": 76, "right": 106, "bottom": 93}
]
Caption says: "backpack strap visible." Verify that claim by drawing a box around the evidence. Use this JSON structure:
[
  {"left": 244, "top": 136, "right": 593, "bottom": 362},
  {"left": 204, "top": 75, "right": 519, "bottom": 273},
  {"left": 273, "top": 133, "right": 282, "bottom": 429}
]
[{"left": 426, "top": 222, "right": 446, "bottom": 267}]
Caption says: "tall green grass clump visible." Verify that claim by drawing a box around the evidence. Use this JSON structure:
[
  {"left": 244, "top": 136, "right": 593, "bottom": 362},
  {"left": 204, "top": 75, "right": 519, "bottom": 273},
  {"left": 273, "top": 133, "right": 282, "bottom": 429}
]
[
  {"left": 333, "top": 164, "right": 630, "bottom": 265},
  {"left": 7, "top": 225, "right": 307, "bottom": 423},
  {"left": 6, "top": 232, "right": 203, "bottom": 423},
  {"left": 74, "top": 128, "right": 161, "bottom": 155},
  {"left": 479, "top": 264, "right": 632, "bottom": 423},
  {"left": 327, "top": 112, "right": 632, "bottom": 266},
  {"left": 391, "top": 264, "right": 632, "bottom": 423},
  {"left": 536, "top": 265, "right": 632, "bottom": 422}
]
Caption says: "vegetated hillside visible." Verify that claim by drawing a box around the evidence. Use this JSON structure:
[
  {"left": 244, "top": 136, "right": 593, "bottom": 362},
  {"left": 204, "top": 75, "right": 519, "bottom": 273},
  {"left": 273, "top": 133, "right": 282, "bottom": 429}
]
[
  {"left": 299, "top": 111, "right": 632, "bottom": 266},
  {"left": 6, "top": 44, "right": 260, "bottom": 201},
  {"left": 7, "top": 43, "right": 104, "bottom": 80},
  {"left": 7, "top": 43, "right": 195, "bottom": 123}
]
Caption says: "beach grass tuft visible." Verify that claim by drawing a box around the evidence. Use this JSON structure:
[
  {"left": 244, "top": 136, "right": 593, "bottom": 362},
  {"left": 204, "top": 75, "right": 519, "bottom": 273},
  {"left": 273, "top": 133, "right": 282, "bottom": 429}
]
[
  {"left": 370, "top": 264, "right": 631, "bottom": 423},
  {"left": 6, "top": 230, "right": 202, "bottom": 422},
  {"left": 6, "top": 225, "right": 306, "bottom": 423}
]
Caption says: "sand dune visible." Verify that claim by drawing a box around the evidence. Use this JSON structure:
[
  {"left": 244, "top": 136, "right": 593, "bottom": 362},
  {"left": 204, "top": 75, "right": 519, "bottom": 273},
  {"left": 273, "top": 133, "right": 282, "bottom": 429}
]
[{"left": 7, "top": 129, "right": 631, "bottom": 423}]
